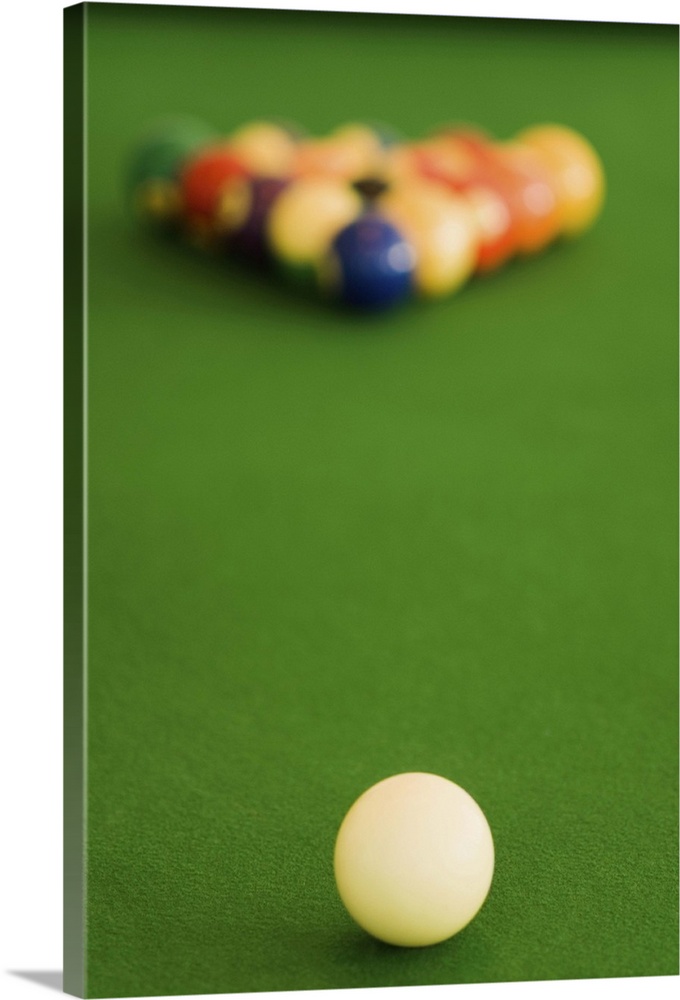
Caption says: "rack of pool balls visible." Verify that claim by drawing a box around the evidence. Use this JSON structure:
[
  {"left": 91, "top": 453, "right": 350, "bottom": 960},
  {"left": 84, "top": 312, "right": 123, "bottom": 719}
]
[{"left": 127, "top": 118, "right": 605, "bottom": 311}]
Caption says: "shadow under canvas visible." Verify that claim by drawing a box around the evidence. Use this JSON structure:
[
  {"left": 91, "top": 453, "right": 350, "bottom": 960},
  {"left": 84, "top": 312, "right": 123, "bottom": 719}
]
[{"left": 10, "top": 972, "right": 63, "bottom": 993}]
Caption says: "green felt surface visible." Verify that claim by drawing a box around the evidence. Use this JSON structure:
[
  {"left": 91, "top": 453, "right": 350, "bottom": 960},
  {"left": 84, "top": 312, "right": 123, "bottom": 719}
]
[{"left": 79, "top": 4, "right": 678, "bottom": 997}]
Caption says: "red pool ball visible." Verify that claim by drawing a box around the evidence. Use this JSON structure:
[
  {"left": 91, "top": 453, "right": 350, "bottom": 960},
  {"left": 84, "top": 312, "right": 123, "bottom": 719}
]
[
  {"left": 441, "top": 129, "right": 560, "bottom": 255},
  {"left": 180, "top": 144, "right": 250, "bottom": 226},
  {"left": 406, "top": 137, "right": 516, "bottom": 272}
]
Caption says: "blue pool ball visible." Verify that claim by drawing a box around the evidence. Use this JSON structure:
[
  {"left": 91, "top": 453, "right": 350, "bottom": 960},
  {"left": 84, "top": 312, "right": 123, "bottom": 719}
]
[{"left": 322, "top": 214, "right": 416, "bottom": 310}]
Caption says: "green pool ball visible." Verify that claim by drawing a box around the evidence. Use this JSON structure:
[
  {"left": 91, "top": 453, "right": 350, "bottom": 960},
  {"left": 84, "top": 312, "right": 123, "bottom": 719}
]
[{"left": 126, "top": 117, "right": 219, "bottom": 228}]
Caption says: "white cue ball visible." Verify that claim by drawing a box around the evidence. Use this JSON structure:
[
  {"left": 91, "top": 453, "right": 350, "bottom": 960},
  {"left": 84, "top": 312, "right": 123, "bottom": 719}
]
[{"left": 334, "top": 772, "right": 494, "bottom": 947}]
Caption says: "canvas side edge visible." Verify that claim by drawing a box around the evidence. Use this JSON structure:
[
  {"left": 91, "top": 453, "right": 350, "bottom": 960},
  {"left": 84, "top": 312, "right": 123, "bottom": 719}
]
[{"left": 63, "top": 4, "right": 87, "bottom": 997}]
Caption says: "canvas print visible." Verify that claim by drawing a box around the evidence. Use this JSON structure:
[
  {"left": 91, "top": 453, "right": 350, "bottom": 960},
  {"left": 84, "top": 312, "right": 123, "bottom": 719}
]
[{"left": 63, "top": 3, "right": 679, "bottom": 997}]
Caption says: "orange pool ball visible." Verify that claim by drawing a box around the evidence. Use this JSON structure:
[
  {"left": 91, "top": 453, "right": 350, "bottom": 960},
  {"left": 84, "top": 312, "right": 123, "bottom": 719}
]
[
  {"left": 497, "top": 142, "right": 561, "bottom": 254},
  {"left": 410, "top": 135, "right": 516, "bottom": 272},
  {"left": 444, "top": 131, "right": 561, "bottom": 255},
  {"left": 294, "top": 126, "right": 384, "bottom": 182}
]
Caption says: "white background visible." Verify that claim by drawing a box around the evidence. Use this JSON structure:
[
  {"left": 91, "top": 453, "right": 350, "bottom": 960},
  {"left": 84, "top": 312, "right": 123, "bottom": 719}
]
[{"left": 0, "top": 2, "right": 677, "bottom": 1000}]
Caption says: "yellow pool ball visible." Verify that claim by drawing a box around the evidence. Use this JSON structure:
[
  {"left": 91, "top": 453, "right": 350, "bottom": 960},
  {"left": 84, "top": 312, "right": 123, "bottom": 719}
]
[
  {"left": 514, "top": 124, "right": 605, "bottom": 237},
  {"left": 334, "top": 772, "right": 494, "bottom": 947},
  {"left": 294, "top": 125, "right": 384, "bottom": 181},
  {"left": 266, "top": 176, "right": 363, "bottom": 277},
  {"left": 378, "top": 179, "right": 480, "bottom": 298},
  {"left": 228, "top": 120, "right": 298, "bottom": 177}
]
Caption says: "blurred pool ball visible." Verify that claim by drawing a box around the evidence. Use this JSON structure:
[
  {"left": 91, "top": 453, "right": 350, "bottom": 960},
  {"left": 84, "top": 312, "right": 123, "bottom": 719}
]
[
  {"left": 228, "top": 120, "right": 299, "bottom": 177},
  {"left": 294, "top": 124, "right": 385, "bottom": 182},
  {"left": 463, "top": 186, "right": 514, "bottom": 272},
  {"left": 330, "top": 122, "right": 386, "bottom": 164},
  {"left": 514, "top": 124, "right": 605, "bottom": 236},
  {"left": 496, "top": 142, "right": 561, "bottom": 253},
  {"left": 395, "top": 136, "right": 515, "bottom": 272},
  {"left": 180, "top": 144, "right": 251, "bottom": 245},
  {"left": 352, "top": 176, "right": 391, "bottom": 202},
  {"left": 266, "top": 176, "right": 363, "bottom": 285},
  {"left": 216, "top": 175, "right": 290, "bottom": 262},
  {"left": 126, "top": 117, "right": 218, "bottom": 228},
  {"left": 320, "top": 214, "right": 416, "bottom": 310},
  {"left": 439, "top": 129, "right": 560, "bottom": 256},
  {"left": 406, "top": 133, "right": 480, "bottom": 187},
  {"left": 378, "top": 179, "right": 479, "bottom": 298}
]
